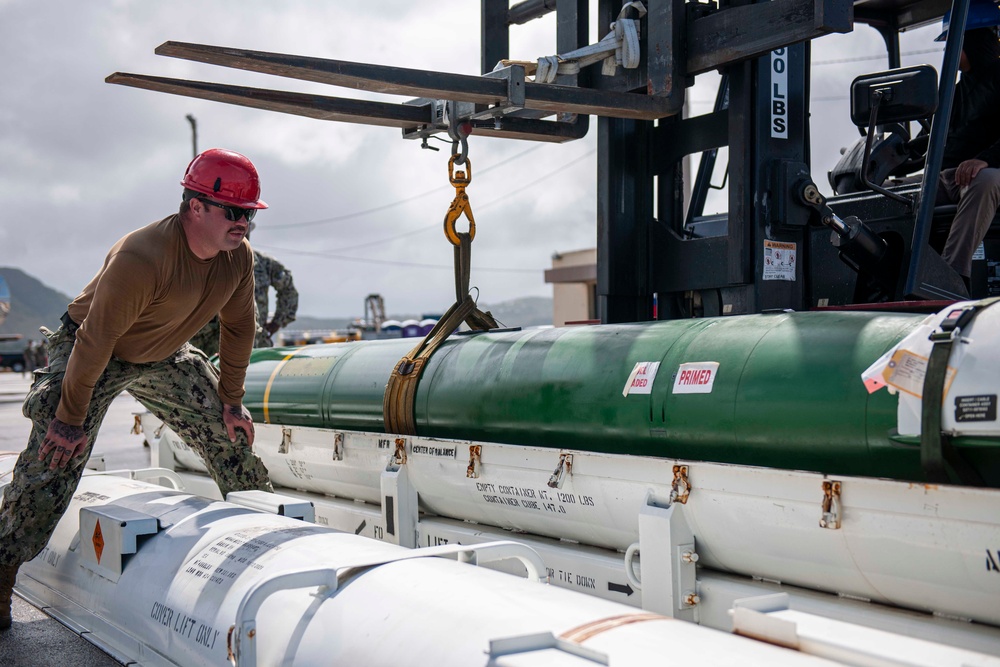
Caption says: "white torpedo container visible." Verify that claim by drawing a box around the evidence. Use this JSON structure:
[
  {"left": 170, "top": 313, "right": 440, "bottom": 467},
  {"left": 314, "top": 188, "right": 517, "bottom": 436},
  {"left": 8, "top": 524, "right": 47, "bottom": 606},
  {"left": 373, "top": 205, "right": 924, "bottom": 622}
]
[{"left": 1, "top": 454, "right": 859, "bottom": 667}]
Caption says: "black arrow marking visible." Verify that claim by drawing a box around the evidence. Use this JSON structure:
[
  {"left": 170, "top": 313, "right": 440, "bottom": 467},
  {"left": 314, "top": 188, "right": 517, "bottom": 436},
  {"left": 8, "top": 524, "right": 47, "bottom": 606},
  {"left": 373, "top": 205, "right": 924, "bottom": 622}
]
[
  {"left": 354, "top": 520, "right": 367, "bottom": 535},
  {"left": 608, "top": 581, "right": 634, "bottom": 596}
]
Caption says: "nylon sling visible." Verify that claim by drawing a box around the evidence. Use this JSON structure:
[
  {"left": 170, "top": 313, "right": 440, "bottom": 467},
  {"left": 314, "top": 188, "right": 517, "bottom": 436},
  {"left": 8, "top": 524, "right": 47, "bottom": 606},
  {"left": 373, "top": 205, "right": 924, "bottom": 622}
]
[{"left": 383, "top": 156, "right": 497, "bottom": 435}]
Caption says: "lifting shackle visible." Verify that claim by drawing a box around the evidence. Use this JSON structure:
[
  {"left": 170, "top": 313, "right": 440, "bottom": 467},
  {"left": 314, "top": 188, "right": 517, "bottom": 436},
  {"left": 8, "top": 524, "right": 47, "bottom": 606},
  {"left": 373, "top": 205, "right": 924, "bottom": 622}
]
[{"left": 443, "top": 155, "right": 475, "bottom": 246}]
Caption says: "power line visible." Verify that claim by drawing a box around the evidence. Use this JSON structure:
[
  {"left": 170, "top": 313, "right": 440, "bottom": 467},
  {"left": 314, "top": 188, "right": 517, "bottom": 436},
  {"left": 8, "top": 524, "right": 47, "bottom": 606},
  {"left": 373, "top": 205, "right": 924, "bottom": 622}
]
[
  {"left": 264, "top": 143, "right": 546, "bottom": 230},
  {"left": 314, "top": 221, "right": 440, "bottom": 254},
  {"left": 474, "top": 148, "right": 596, "bottom": 210},
  {"left": 253, "top": 243, "right": 540, "bottom": 273},
  {"left": 262, "top": 148, "right": 597, "bottom": 262},
  {"left": 688, "top": 47, "right": 944, "bottom": 105},
  {"left": 812, "top": 47, "right": 941, "bottom": 66}
]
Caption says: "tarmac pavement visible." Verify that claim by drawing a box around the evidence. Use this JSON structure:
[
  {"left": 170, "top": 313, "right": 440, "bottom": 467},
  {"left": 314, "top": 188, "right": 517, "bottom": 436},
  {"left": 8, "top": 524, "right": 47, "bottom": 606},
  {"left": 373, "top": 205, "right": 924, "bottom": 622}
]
[{"left": 0, "top": 370, "right": 148, "bottom": 666}]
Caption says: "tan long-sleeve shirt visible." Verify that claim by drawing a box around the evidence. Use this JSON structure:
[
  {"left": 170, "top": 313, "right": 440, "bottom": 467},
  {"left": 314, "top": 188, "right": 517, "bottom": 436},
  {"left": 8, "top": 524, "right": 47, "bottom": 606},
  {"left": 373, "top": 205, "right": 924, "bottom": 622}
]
[{"left": 58, "top": 215, "right": 256, "bottom": 425}]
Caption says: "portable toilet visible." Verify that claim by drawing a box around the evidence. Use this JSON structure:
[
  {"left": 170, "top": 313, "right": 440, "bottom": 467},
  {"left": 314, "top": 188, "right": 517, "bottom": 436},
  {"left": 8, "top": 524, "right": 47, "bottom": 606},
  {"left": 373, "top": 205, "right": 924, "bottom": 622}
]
[{"left": 380, "top": 320, "right": 402, "bottom": 339}]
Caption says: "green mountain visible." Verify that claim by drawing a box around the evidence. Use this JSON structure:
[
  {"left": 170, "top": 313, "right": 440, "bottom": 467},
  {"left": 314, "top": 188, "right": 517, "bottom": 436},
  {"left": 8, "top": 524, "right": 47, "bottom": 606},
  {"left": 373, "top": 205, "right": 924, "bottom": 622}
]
[
  {"left": 0, "top": 266, "right": 554, "bottom": 351},
  {"left": 0, "top": 267, "right": 74, "bottom": 345}
]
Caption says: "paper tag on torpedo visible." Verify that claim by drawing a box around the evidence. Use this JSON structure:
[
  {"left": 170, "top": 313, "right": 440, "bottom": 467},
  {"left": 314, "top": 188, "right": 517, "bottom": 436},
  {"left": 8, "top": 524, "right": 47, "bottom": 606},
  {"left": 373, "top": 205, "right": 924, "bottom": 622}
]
[
  {"left": 882, "top": 349, "right": 955, "bottom": 400},
  {"left": 672, "top": 362, "right": 720, "bottom": 394}
]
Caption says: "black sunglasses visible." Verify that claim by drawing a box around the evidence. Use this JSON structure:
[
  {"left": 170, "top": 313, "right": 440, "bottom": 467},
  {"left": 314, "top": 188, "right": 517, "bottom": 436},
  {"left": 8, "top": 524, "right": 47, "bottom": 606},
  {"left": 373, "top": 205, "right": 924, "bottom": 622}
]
[{"left": 197, "top": 197, "right": 257, "bottom": 223}]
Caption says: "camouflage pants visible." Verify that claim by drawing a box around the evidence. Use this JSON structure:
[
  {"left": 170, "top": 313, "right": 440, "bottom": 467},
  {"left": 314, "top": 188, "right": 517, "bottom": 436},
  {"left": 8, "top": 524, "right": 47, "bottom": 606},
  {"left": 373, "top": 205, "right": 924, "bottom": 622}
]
[{"left": 0, "top": 322, "right": 272, "bottom": 567}]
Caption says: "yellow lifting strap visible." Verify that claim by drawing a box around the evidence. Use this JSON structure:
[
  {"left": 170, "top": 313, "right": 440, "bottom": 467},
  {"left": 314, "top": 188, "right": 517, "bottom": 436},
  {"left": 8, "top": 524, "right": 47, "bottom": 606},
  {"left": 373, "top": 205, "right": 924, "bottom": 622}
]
[{"left": 384, "top": 156, "right": 499, "bottom": 435}]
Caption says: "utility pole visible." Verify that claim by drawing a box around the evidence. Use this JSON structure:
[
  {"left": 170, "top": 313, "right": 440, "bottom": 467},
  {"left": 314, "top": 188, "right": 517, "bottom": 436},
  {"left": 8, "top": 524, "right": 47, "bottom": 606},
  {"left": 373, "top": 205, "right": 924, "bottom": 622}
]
[{"left": 185, "top": 114, "right": 198, "bottom": 158}]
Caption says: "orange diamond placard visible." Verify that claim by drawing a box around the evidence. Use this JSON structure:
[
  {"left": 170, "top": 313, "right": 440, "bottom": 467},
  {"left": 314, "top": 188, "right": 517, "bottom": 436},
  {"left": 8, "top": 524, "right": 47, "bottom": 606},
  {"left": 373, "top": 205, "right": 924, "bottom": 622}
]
[{"left": 92, "top": 520, "right": 105, "bottom": 564}]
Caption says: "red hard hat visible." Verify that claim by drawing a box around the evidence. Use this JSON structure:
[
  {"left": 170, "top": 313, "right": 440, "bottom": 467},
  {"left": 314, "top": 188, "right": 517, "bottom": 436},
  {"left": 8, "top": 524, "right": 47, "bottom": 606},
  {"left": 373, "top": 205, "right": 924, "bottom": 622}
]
[{"left": 180, "top": 148, "right": 268, "bottom": 209}]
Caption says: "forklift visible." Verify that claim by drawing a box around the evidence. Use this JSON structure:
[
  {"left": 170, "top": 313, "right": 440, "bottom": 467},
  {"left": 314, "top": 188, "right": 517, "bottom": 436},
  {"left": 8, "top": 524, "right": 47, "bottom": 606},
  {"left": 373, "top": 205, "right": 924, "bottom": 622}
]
[{"left": 106, "top": 0, "right": 1000, "bottom": 325}]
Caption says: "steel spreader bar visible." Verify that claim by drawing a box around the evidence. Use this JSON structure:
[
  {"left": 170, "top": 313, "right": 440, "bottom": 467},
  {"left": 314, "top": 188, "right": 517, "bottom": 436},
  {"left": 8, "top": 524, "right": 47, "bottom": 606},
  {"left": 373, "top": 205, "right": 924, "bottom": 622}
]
[{"left": 472, "top": 115, "right": 589, "bottom": 143}]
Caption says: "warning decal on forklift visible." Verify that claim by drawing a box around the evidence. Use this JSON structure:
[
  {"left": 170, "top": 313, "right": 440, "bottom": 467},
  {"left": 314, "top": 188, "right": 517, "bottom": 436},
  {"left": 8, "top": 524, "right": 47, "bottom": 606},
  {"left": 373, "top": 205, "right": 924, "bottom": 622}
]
[
  {"left": 763, "top": 240, "right": 796, "bottom": 281},
  {"left": 672, "top": 362, "right": 720, "bottom": 394},
  {"left": 623, "top": 361, "right": 660, "bottom": 396}
]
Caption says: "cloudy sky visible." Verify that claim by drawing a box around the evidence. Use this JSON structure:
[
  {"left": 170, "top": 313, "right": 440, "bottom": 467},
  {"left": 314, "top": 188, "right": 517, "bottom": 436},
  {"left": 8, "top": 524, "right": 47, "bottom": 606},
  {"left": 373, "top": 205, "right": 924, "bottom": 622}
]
[{"left": 0, "top": 1, "right": 944, "bottom": 320}]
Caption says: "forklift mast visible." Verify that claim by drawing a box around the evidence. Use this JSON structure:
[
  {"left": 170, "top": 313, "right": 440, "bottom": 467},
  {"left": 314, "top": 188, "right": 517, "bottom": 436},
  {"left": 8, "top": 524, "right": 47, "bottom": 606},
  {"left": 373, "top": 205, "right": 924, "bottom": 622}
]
[{"left": 106, "top": 0, "right": 985, "bottom": 323}]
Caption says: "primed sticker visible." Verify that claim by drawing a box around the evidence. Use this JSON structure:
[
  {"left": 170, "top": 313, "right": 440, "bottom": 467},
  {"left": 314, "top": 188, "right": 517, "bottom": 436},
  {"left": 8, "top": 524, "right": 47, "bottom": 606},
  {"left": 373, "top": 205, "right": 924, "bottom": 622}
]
[
  {"left": 763, "top": 240, "right": 796, "bottom": 281},
  {"left": 672, "top": 362, "right": 720, "bottom": 394},
  {"left": 623, "top": 362, "right": 660, "bottom": 396}
]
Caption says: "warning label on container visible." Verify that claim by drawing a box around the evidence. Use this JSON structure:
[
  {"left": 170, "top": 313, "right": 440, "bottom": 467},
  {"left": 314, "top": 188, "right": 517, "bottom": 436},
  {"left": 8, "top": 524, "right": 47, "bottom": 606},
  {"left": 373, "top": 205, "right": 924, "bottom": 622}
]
[
  {"left": 955, "top": 395, "right": 997, "bottom": 422},
  {"left": 672, "top": 362, "right": 720, "bottom": 394},
  {"left": 623, "top": 361, "right": 660, "bottom": 396},
  {"left": 763, "top": 240, "right": 796, "bottom": 281}
]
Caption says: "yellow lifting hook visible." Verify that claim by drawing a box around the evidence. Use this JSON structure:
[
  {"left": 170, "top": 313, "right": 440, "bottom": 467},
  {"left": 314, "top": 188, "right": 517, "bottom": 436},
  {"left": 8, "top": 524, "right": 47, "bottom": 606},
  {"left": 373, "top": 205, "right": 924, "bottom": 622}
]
[{"left": 443, "top": 155, "right": 475, "bottom": 246}]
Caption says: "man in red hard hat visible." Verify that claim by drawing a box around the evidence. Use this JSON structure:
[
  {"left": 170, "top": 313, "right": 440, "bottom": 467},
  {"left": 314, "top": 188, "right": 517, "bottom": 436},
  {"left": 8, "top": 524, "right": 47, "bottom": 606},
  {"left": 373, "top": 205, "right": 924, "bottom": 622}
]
[{"left": 0, "top": 148, "right": 274, "bottom": 631}]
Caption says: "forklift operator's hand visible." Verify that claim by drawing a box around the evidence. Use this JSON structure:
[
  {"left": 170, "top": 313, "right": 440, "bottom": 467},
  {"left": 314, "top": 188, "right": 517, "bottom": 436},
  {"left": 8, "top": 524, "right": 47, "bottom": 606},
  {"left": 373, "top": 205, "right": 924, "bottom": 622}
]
[
  {"left": 223, "top": 402, "right": 255, "bottom": 447},
  {"left": 955, "top": 159, "right": 988, "bottom": 188}
]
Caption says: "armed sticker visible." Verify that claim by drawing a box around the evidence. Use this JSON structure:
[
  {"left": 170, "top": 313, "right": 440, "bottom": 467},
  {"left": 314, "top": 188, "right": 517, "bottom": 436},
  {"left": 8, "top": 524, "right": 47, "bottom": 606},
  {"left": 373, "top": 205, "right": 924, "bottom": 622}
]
[
  {"left": 672, "top": 362, "right": 720, "bottom": 394},
  {"left": 623, "top": 362, "right": 660, "bottom": 396}
]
